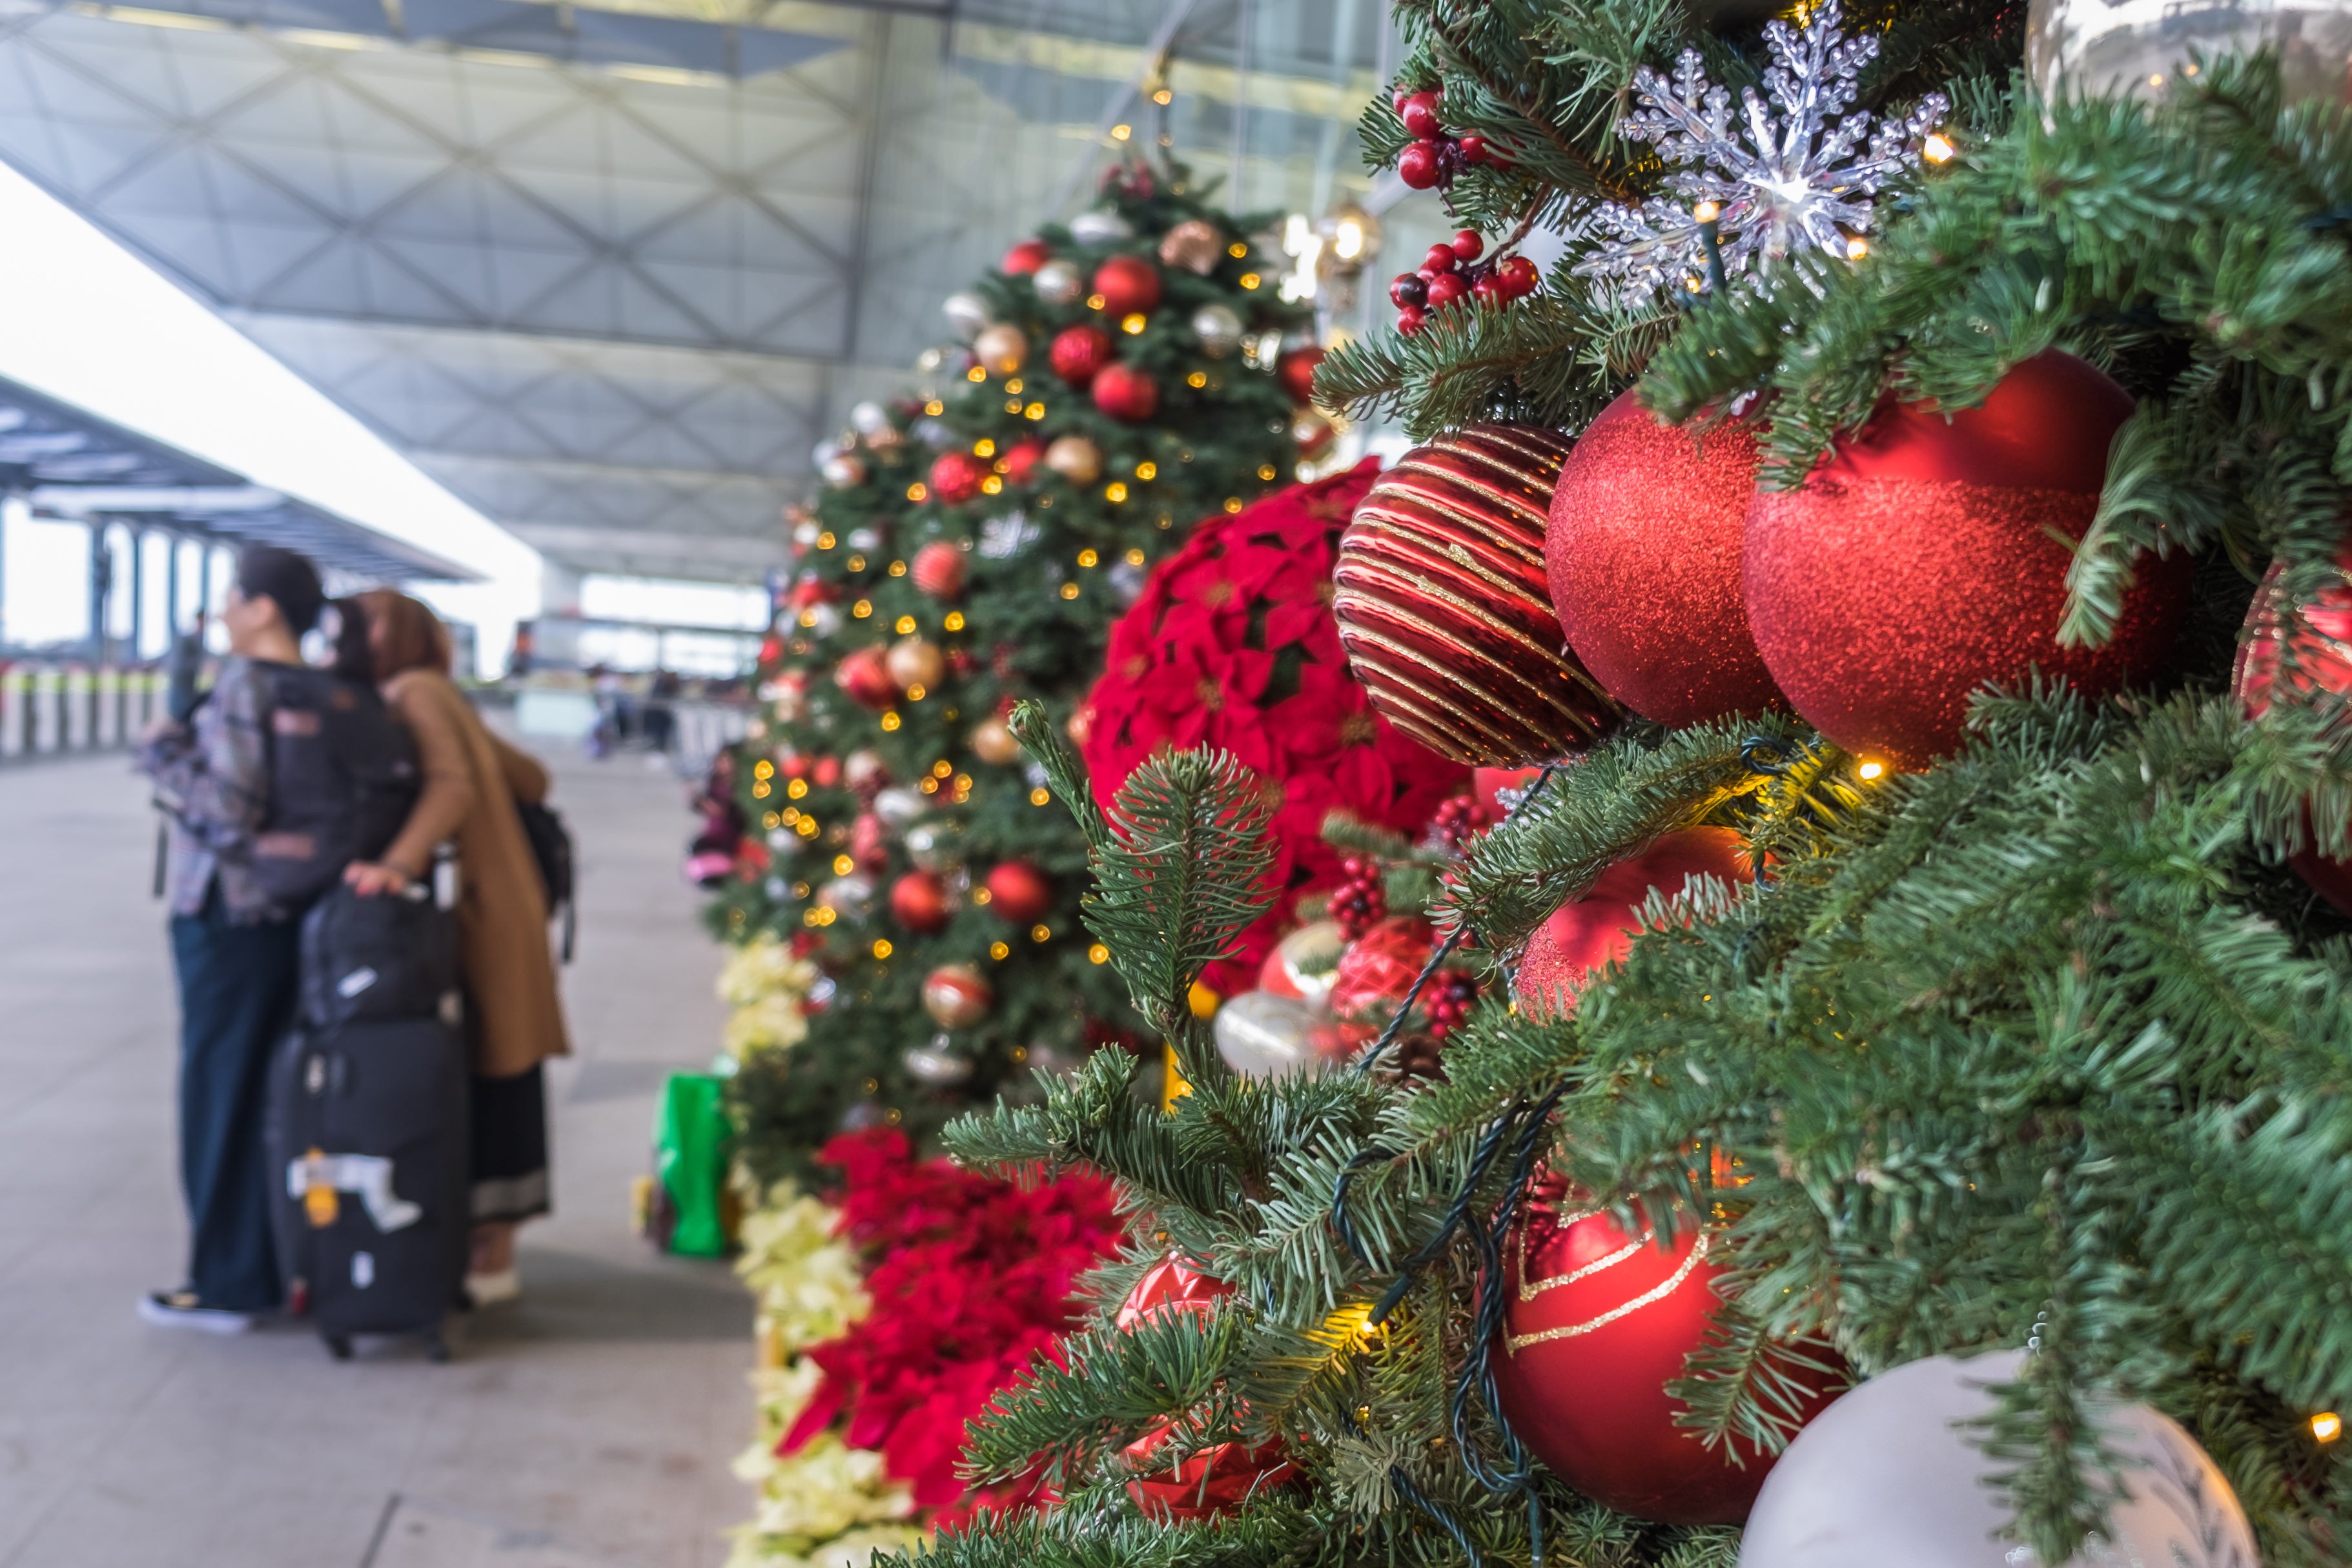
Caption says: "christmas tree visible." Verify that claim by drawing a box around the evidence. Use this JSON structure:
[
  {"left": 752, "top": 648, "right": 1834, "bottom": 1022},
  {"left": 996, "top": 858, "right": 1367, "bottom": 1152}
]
[
  {"left": 911, "top": 8, "right": 2352, "bottom": 1568},
  {"left": 717, "top": 160, "right": 1318, "bottom": 1183}
]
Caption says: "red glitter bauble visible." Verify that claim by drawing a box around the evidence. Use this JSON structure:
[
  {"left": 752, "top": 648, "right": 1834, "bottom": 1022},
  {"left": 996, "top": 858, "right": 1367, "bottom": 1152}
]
[
  {"left": 2234, "top": 542, "right": 2352, "bottom": 912},
  {"left": 1092, "top": 254, "right": 1163, "bottom": 316},
  {"left": 1001, "top": 438, "right": 1047, "bottom": 486},
  {"left": 983, "top": 860, "right": 1054, "bottom": 925},
  {"left": 833, "top": 646, "right": 897, "bottom": 711},
  {"left": 1116, "top": 1253, "right": 1226, "bottom": 1327},
  {"left": 1548, "top": 389, "right": 1783, "bottom": 726},
  {"left": 890, "top": 870, "right": 951, "bottom": 934},
  {"left": 912, "top": 540, "right": 966, "bottom": 600},
  {"left": 1049, "top": 325, "right": 1114, "bottom": 386},
  {"left": 1081, "top": 462, "right": 1469, "bottom": 992},
  {"left": 851, "top": 812, "right": 890, "bottom": 875},
  {"left": 1516, "top": 828, "right": 1748, "bottom": 1017},
  {"left": 1335, "top": 425, "right": 1623, "bottom": 765},
  {"left": 928, "top": 450, "right": 987, "bottom": 505},
  {"left": 1744, "top": 351, "right": 2191, "bottom": 769},
  {"left": 1495, "top": 1179, "right": 1837, "bottom": 1525},
  {"left": 1327, "top": 915, "right": 1433, "bottom": 1024},
  {"left": 1091, "top": 363, "right": 1160, "bottom": 423},
  {"left": 1001, "top": 238, "right": 1052, "bottom": 274},
  {"left": 1276, "top": 345, "right": 1324, "bottom": 405}
]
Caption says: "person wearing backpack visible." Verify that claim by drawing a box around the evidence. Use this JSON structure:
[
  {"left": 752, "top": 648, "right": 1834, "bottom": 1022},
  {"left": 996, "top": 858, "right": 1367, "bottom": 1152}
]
[
  {"left": 334, "top": 590, "right": 571, "bottom": 1307},
  {"left": 137, "top": 546, "right": 332, "bottom": 1331}
]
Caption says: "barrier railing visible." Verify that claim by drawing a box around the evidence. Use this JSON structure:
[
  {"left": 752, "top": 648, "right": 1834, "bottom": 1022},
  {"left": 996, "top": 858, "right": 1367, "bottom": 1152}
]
[{"left": 0, "top": 664, "right": 169, "bottom": 763}]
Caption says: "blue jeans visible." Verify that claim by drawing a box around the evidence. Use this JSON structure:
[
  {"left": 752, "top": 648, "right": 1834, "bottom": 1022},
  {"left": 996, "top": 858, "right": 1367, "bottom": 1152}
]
[{"left": 169, "top": 887, "right": 298, "bottom": 1311}]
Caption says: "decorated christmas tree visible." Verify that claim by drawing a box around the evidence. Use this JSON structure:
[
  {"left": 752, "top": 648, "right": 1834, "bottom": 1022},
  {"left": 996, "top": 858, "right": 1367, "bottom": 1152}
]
[
  {"left": 715, "top": 160, "right": 1324, "bottom": 1182},
  {"left": 909, "top": 5, "right": 2352, "bottom": 1567}
]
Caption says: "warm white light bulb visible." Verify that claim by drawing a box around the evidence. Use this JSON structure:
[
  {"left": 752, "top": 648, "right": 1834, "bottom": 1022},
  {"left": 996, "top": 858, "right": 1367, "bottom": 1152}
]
[{"left": 1923, "top": 132, "right": 1956, "bottom": 164}]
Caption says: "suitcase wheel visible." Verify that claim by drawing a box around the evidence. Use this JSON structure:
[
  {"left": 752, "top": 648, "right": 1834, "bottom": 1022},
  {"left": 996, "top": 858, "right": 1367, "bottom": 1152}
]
[{"left": 323, "top": 1333, "right": 354, "bottom": 1361}]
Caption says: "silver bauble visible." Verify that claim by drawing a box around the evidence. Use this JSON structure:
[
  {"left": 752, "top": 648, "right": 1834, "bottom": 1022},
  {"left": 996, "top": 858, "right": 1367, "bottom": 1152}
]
[
  {"left": 1273, "top": 919, "right": 1347, "bottom": 1010},
  {"left": 1213, "top": 990, "right": 1324, "bottom": 1079},
  {"left": 1067, "top": 210, "right": 1134, "bottom": 245},
  {"left": 1032, "top": 258, "right": 1085, "bottom": 307},
  {"left": 1191, "top": 303, "right": 1245, "bottom": 358},
  {"left": 819, "top": 452, "right": 866, "bottom": 489},
  {"left": 941, "top": 290, "right": 991, "bottom": 340},
  {"left": 872, "top": 786, "right": 927, "bottom": 826},
  {"left": 1738, "top": 1351, "right": 2260, "bottom": 1568},
  {"left": 764, "top": 828, "right": 801, "bottom": 855},
  {"left": 904, "top": 822, "right": 960, "bottom": 871},
  {"left": 816, "top": 874, "right": 875, "bottom": 918},
  {"left": 850, "top": 400, "right": 891, "bottom": 436},
  {"left": 903, "top": 1037, "right": 975, "bottom": 1086},
  {"left": 846, "top": 527, "right": 882, "bottom": 552},
  {"left": 1109, "top": 560, "right": 1147, "bottom": 606}
]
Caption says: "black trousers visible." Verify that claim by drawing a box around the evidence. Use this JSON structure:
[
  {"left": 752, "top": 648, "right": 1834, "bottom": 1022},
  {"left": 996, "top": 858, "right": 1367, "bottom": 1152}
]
[{"left": 169, "top": 888, "right": 298, "bottom": 1311}]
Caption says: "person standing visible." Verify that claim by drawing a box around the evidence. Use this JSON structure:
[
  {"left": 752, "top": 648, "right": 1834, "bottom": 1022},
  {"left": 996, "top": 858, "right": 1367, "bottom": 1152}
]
[
  {"left": 336, "top": 590, "right": 570, "bottom": 1305},
  {"left": 136, "top": 545, "right": 325, "bottom": 1331}
]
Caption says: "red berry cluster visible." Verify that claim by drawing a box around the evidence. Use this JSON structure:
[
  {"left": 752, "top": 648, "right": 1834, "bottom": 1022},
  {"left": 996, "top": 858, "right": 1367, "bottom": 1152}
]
[
  {"left": 1392, "top": 86, "right": 1500, "bottom": 191},
  {"left": 1429, "top": 791, "right": 1493, "bottom": 852},
  {"left": 1389, "top": 230, "right": 1540, "bottom": 334},
  {"left": 1421, "top": 970, "right": 1480, "bottom": 1041},
  {"left": 1329, "top": 855, "right": 1387, "bottom": 939}
]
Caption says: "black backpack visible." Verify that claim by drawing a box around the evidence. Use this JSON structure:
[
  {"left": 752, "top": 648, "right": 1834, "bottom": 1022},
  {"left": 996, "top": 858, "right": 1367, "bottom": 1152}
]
[
  {"left": 515, "top": 797, "right": 577, "bottom": 963},
  {"left": 248, "top": 664, "right": 421, "bottom": 908}
]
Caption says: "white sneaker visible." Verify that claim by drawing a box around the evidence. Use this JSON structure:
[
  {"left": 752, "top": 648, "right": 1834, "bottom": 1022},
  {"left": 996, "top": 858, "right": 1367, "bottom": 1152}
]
[
  {"left": 139, "top": 1290, "right": 255, "bottom": 1334},
  {"left": 464, "top": 1268, "right": 521, "bottom": 1308}
]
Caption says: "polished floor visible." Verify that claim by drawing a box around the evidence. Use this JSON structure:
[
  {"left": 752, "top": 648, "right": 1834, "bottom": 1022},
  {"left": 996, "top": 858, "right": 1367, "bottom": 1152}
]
[{"left": 0, "top": 737, "right": 748, "bottom": 1568}]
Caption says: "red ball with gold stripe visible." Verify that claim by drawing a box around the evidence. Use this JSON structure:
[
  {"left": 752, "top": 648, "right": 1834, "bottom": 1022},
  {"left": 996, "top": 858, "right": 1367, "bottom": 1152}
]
[
  {"left": 1116, "top": 1257, "right": 1295, "bottom": 1522},
  {"left": 1335, "top": 425, "right": 1622, "bottom": 765},
  {"left": 1493, "top": 1174, "right": 1837, "bottom": 1525}
]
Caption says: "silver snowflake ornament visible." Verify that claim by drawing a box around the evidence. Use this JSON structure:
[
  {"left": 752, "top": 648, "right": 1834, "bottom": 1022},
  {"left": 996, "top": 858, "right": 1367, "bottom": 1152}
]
[{"left": 1573, "top": 0, "right": 1947, "bottom": 306}]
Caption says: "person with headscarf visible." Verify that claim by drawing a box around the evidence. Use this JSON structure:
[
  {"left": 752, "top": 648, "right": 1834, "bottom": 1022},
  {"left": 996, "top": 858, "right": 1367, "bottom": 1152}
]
[{"left": 334, "top": 589, "right": 571, "bottom": 1306}]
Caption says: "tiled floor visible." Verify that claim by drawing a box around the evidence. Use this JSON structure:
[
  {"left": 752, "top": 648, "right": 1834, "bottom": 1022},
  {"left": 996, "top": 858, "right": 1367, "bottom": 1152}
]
[{"left": 0, "top": 738, "right": 749, "bottom": 1568}]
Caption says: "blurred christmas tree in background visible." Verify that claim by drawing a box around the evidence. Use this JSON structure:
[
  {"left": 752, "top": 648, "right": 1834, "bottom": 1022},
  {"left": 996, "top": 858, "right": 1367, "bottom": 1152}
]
[{"left": 711, "top": 159, "right": 1327, "bottom": 1182}]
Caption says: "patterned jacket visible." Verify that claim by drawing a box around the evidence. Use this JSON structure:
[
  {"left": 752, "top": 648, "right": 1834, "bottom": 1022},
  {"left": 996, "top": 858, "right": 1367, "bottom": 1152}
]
[{"left": 139, "top": 655, "right": 288, "bottom": 924}]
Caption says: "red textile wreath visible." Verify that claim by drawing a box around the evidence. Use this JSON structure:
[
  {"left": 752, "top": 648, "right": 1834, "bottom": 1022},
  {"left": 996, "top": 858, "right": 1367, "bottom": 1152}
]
[
  {"left": 1080, "top": 459, "right": 1468, "bottom": 993},
  {"left": 782, "top": 1130, "right": 1122, "bottom": 1529}
]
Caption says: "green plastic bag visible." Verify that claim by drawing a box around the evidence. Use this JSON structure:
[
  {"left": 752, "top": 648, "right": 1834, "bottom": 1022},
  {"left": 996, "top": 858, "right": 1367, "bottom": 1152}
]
[{"left": 651, "top": 1072, "right": 733, "bottom": 1257}]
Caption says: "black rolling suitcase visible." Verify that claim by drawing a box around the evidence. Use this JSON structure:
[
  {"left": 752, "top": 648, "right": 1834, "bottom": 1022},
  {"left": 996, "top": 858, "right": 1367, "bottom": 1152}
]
[{"left": 266, "top": 880, "right": 470, "bottom": 1361}]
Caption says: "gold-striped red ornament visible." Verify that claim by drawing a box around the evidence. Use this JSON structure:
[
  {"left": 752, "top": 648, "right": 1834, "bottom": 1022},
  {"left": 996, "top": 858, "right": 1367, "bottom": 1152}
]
[{"left": 1335, "top": 425, "right": 1621, "bottom": 765}]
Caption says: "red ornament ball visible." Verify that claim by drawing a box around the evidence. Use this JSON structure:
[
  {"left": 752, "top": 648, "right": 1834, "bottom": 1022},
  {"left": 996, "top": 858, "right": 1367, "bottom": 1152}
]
[
  {"left": 1091, "top": 362, "right": 1160, "bottom": 423},
  {"left": 1081, "top": 462, "right": 1469, "bottom": 993},
  {"left": 1744, "top": 351, "right": 2192, "bottom": 769},
  {"left": 1276, "top": 345, "right": 1324, "bottom": 405},
  {"left": 890, "top": 870, "right": 951, "bottom": 934},
  {"left": 1495, "top": 1179, "right": 1838, "bottom": 1524},
  {"left": 833, "top": 646, "right": 897, "bottom": 712},
  {"left": 1001, "top": 238, "right": 1052, "bottom": 274},
  {"left": 1092, "top": 254, "right": 1163, "bottom": 316},
  {"left": 1049, "top": 325, "right": 1114, "bottom": 386},
  {"left": 1328, "top": 915, "right": 1433, "bottom": 1026},
  {"left": 1548, "top": 389, "right": 1784, "bottom": 726},
  {"left": 1336, "top": 425, "right": 1623, "bottom": 766},
  {"left": 928, "top": 450, "right": 987, "bottom": 506},
  {"left": 1000, "top": 438, "right": 1047, "bottom": 486},
  {"left": 1517, "top": 828, "right": 1749, "bottom": 1017},
  {"left": 850, "top": 812, "right": 890, "bottom": 875},
  {"left": 1114, "top": 1259, "right": 1294, "bottom": 1522},
  {"left": 2234, "top": 541, "right": 2352, "bottom": 913},
  {"left": 921, "top": 963, "right": 992, "bottom": 1030},
  {"left": 912, "top": 540, "right": 967, "bottom": 601},
  {"left": 983, "top": 860, "right": 1054, "bottom": 925}
]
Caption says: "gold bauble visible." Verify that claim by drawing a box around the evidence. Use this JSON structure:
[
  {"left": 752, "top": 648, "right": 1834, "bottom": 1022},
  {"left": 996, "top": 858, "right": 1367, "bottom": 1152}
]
[
  {"left": 886, "top": 636, "right": 945, "bottom": 693},
  {"left": 1044, "top": 434, "right": 1103, "bottom": 486},
  {"left": 973, "top": 323, "right": 1028, "bottom": 378},
  {"left": 969, "top": 717, "right": 1023, "bottom": 766},
  {"left": 1158, "top": 218, "right": 1226, "bottom": 276}
]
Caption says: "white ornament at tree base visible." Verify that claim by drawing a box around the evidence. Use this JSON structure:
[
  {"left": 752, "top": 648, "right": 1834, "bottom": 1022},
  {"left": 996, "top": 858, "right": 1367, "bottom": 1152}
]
[{"left": 1737, "top": 1351, "right": 2260, "bottom": 1568}]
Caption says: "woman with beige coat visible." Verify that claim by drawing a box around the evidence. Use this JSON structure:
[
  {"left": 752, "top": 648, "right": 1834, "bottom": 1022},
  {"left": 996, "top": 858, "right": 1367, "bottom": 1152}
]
[{"left": 336, "top": 589, "right": 570, "bottom": 1306}]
